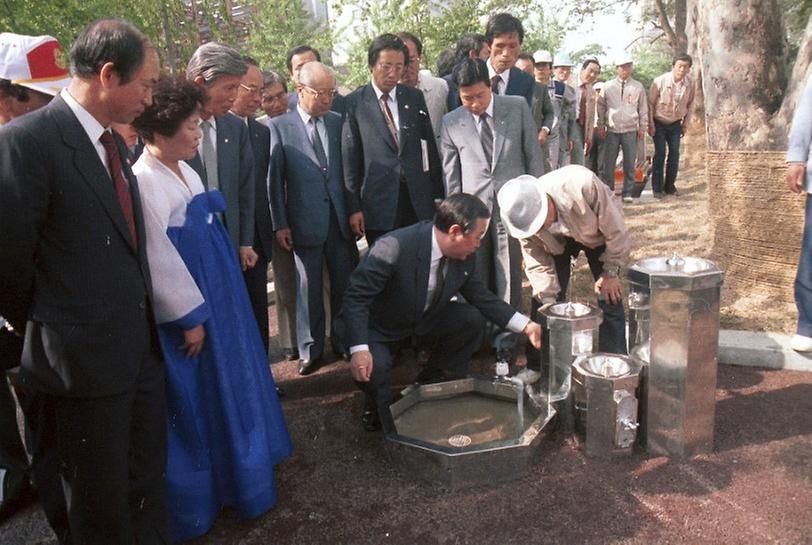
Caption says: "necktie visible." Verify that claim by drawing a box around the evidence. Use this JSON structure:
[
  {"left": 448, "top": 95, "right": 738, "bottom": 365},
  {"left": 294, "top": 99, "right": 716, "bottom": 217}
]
[
  {"left": 621, "top": 80, "right": 625, "bottom": 100},
  {"left": 309, "top": 117, "right": 328, "bottom": 170},
  {"left": 479, "top": 112, "right": 494, "bottom": 170},
  {"left": 200, "top": 119, "right": 218, "bottom": 191},
  {"left": 427, "top": 256, "right": 447, "bottom": 310},
  {"left": 380, "top": 92, "right": 399, "bottom": 145},
  {"left": 98, "top": 131, "right": 137, "bottom": 249},
  {"left": 491, "top": 75, "right": 501, "bottom": 95}
]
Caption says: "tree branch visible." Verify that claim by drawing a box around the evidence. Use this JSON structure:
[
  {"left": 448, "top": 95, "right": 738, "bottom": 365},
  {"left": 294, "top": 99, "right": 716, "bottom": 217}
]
[{"left": 654, "top": 0, "right": 678, "bottom": 48}]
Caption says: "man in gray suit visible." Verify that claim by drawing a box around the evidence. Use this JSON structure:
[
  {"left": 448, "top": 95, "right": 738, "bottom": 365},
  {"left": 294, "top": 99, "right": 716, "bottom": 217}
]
[
  {"left": 396, "top": 32, "right": 448, "bottom": 144},
  {"left": 186, "top": 42, "right": 256, "bottom": 270},
  {"left": 343, "top": 194, "right": 542, "bottom": 432},
  {"left": 441, "top": 58, "right": 544, "bottom": 348},
  {"left": 269, "top": 62, "right": 355, "bottom": 374},
  {"left": 342, "top": 33, "right": 444, "bottom": 247}
]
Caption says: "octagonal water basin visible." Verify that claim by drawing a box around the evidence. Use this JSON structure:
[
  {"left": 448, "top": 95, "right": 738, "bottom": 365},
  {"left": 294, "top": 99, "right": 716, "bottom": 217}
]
[{"left": 385, "top": 377, "right": 556, "bottom": 489}]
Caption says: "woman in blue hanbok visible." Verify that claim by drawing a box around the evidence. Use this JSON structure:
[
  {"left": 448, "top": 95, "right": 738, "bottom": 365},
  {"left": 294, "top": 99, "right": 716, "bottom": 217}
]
[{"left": 130, "top": 76, "right": 292, "bottom": 542}]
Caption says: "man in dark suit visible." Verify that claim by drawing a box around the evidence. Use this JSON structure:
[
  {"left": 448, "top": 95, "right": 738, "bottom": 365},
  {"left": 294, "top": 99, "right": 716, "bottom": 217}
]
[
  {"left": 230, "top": 57, "right": 273, "bottom": 354},
  {"left": 286, "top": 45, "right": 346, "bottom": 116},
  {"left": 269, "top": 62, "right": 355, "bottom": 374},
  {"left": 186, "top": 44, "right": 257, "bottom": 273},
  {"left": 0, "top": 19, "right": 170, "bottom": 543},
  {"left": 343, "top": 194, "right": 542, "bottom": 432},
  {"left": 342, "top": 33, "right": 444, "bottom": 247}
]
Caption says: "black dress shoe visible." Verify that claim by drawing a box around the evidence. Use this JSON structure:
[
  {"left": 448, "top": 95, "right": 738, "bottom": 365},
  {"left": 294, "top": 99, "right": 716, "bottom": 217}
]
[
  {"left": 361, "top": 406, "right": 381, "bottom": 431},
  {"left": 415, "top": 367, "right": 446, "bottom": 385},
  {"left": 282, "top": 348, "right": 299, "bottom": 361},
  {"left": 275, "top": 386, "right": 285, "bottom": 398},
  {"left": 298, "top": 356, "right": 322, "bottom": 376}
]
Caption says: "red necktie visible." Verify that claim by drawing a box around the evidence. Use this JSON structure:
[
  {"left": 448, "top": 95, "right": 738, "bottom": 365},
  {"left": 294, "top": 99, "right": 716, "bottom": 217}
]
[{"left": 99, "top": 131, "right": 138, "bottom": 249}]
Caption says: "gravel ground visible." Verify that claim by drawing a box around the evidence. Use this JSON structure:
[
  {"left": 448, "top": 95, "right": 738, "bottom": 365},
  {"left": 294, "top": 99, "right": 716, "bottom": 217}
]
[{"left": 3, "top": 346, "right": 811, "bottom": 545}]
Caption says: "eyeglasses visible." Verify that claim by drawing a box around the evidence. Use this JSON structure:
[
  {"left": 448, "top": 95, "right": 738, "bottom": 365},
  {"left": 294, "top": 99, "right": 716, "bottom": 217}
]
[
  {"left": 239, "top": 83, "right": 262, "bottom": 96},
  {"left": 302, "top": 85, "right": 337, "bottom": 100},
  {"left": 262, "top": 90, "right": 288, "bottom": 103},
  {"left": 376, "top": 62, "right": 405, "bottom": 73}
]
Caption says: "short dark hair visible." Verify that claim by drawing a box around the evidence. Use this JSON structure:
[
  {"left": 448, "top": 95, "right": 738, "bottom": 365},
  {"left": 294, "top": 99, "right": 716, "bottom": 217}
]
[
  {"left": 452, "top": 58, "right": 490, "bottom": 89},
  {"left": 434, "top": 193, "right": 490, "bottom": 235},
  {"left": 0, "top": 79, "right": 30, "bottom": 102},
  {"left": 70, "top": 19, "right": 150, "bottom": 85},
  {"left": 517, "top": 52, "right": 535, "bottom": 64},
  {"left": 367, "top": 34, "right": 410, "bottom": 68},
  {"left": 582, "top": 57, "right": 601, "bottom": 71},
  {"left": 286, "top": 45, "right": 321, "bottom": 73},
  {"left": 455, "top": 33, "right": 487, "bottom": 64},
  {"left": 396, "top": 32, "right": 422, "bottom": 56},
  {"left": 673, "top": 54, "right": 693, "bottom": 67},
  {"left": 484, "top": 13, "right": 524, "bottom": 45},
  {"left": 132, "top": 75, "right": 205, "bottom": 142},
  {"left": 262, "top": 70, "right": 287, "bottom": 91},
  {"left": 436, "top": 47, "right": 456, "bottom": 77}
]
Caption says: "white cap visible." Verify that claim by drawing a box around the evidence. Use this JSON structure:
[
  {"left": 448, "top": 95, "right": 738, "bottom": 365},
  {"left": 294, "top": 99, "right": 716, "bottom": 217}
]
[
  {"left": 0, "top": 33, "right": 71, "bottom": 96},
  {"left": 552, "top": 51, "right": 574, "bottom": 67},
  {"left": 497, "top": 175, "right": 549, "bottom": 239},
  {"left": 614, "top": 51, "right": 634, "bottom": 66},
  {"left": 532, "top": 50, "right": 553, "bottom": 64}
]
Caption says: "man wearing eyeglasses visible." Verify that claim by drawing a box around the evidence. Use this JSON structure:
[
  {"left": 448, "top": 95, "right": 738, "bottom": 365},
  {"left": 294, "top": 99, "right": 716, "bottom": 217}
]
[
  {"left": 257, "top": 70, "right": 289, "bottom": 125},
  {"left": 268, "top": 62, "right": 355, "bottom": 374},
  {"left": 230, "top": 57, "right": 274, "bottom": 355},
  {"left": 342, "top": 33, "right": 444, "bottom": 247}
]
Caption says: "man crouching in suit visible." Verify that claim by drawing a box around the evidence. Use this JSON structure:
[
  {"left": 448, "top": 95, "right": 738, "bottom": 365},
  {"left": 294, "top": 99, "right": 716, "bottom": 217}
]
[
  {"left": 0, "top": 19, "right": 170, "bottom": 543},
  {"left": 341, "top": 194, "right": 542, "bottom": 432}
]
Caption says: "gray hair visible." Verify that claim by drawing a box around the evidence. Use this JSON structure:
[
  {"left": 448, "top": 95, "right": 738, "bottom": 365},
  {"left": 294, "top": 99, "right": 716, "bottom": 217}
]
[
  {"left": 186, "top": 42, "right": 247, "bottom": 84},
  {"left": 298, "top": 61, "right": 335, "bottom": 88},
  {"left": 262, "top": 70, "right": 288, "bottom": 91}
]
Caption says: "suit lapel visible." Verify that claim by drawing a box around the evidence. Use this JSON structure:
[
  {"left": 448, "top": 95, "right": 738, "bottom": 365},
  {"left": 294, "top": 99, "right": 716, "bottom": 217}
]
[
  {"left": 491, "top": 96, "right": 506, "bottom": 164},
  {"left": 363, "top": 84, "right": 398, "bottom": 152},
  {"left": 461, "top": 109, "right": 489, "bottom": 166},
  {"left": 51, "top": 97, "right": 136, "bottom": 254},
  {"left": 187, "top": 153, "right": 206, "bottom": 188},
  {"left": 292, "top": 113, "right": 323, "bottom": 169},
  {"left": 216, "top": 114, "right": 232, "bottom": 183},
  {"left": 325, "top": 113, "right": 341, "bottom": 171},
  {"left": 396, "top": 85, "right": 410, "bottom": 155}
]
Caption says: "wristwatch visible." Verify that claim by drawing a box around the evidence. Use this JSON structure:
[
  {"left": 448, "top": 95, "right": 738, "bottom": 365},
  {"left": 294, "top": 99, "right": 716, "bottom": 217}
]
[{"left": 603, "top": 265, "right": 621, "bottom": 278}]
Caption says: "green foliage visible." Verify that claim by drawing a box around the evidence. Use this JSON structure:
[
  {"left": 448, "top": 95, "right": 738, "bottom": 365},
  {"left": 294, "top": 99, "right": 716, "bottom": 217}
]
[
  {"left": 246, "top": 0, "right": 333, "bottom": 77},
  {"left": 568, "top": 42, "right": 606, "bottom": 64},
  {"left": 629, "top": 38, "right": 671, "bottom": 89},
  {"left": 330, "top": 0, "right": 565, "bottom": 88}
]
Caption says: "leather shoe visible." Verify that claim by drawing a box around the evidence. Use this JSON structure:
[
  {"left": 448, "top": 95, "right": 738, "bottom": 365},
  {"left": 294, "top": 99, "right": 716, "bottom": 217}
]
[
  {"left": 282, "top": 348, "right": 299, "bottom": 361},
  {"left": 361, "top": 396, "right": 381, "bottom": 432},
  {"left": 298, "top": 356, "right": 322, "bottom": 376},
  {"left": 275, "top": 386, "right": 285, "bottom": 398}
]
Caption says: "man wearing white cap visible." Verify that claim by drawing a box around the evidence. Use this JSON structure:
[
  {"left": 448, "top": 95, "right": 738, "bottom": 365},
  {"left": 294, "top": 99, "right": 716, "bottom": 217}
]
[
  {"left": 597, "top": 52, "right": 648, "bottom": 202},
  {"left": 497, "top": 165, "right": 630, "bottom": 384},
  {"left": 532, "top": 49, "right": 558, "bottom": 172},
  {"left": 552, "top": 51, "right": 578, "bottom": 169},
  {"left": 0, "top": 32, "right": 71, "bottom": 542}
]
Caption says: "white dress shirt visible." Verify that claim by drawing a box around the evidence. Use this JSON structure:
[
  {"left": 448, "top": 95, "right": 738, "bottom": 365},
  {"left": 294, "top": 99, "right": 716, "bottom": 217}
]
[
  {"left": 486, "top": 58, "right": 511, "bottom": 95},
  {"left": 61, "top": 89, "right": 110, "bottom": 175},
  {"left": 197, "top": 116, "right": 217, "bottom": 157},
  {"left": 297, "top": 104, "right": 330, "bottom": 160},
  {"left": 371, "top": 81, "right": 400, "bottom": 130}
]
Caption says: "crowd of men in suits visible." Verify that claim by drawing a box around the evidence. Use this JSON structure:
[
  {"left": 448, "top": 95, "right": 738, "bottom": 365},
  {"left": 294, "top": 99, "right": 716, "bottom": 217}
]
[{"left": 0, "top": 11, "right": 697, "bottom": 542}]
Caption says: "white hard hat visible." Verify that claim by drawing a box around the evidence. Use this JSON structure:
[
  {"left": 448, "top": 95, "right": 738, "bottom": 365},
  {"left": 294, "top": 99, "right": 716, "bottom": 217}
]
[
  {"left": 497, "top": 175, "right": 549, "bottom": 239},
  {"left": 614, "top": 51, "right": 634, "bottom": 66},
  {"left": 552, "top": 51, "right": 574, "bottom": 67},
  {"left": 0, "top": 33, "right": 71, "bottom": 96},
  {"left": 532, "top": 50, "right": 553, "bottom": 64}
]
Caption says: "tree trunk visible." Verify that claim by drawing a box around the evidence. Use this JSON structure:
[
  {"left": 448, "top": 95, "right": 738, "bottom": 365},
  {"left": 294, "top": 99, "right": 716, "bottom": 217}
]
[{"left": 696, "top": 0, "right": 812, "bottom": 305}]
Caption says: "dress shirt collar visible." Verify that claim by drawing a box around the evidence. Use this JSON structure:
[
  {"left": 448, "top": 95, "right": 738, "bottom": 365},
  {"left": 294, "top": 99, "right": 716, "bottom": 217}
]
[
  {"left": 200, "top": 116, "right": 217, "bottom": 131},
  {"left": 474, "top": 96, "right": 495, "bottom": 123},
  {"left": 297, "top": 104, "right": 316, "bottom": 126},
  {"left": 371, "top": 80, "right": 397, "bottom": 102},
  {"left": 61, "top": 88, "right": 107, "bottom": 142},
  {"left": 486, "top": 58, "right": 511, "bottom": 88}
]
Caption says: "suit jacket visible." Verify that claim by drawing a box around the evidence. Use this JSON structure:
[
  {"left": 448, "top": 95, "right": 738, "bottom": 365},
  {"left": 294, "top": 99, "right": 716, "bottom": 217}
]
[
  {"left": 531, "top": 81, "right": 555, "bottom": 133},
  {"left": 247, "top": 116, "right": 274, "bottom": 257},
  {"left": 0, "top": 95, "right": 156, "bottom": 397},
  {"left": 417, "top": 70, "right": 449, "bottom": 141},
  {"left": 342, "top": 83, "right": 444, "bottom": 231},
  {"left": 441, "top": 95, "right": 545, "bottom": 211},
  {"left": 268, "top": 109, "right": 350, "bottom": 246},
  {"left": 577, "top": 81, "right": 597, "bottom": 141},
  {"left": 342, "top": 221, "right": 516, "bottom": 346},
  {"left": 446, "top": 67, "right": 535, "bottom": 111},
  {"left": 186, "top": 112, "right": 255, "bottom": 251}
]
